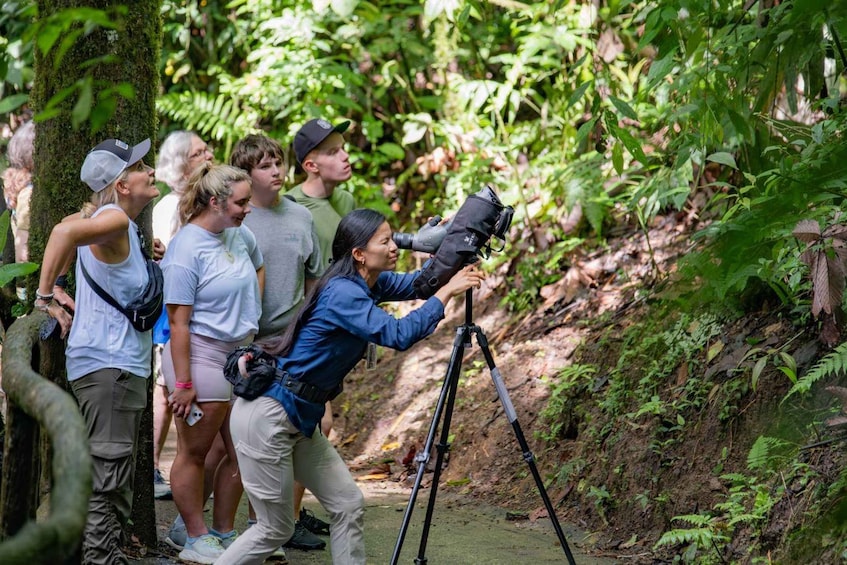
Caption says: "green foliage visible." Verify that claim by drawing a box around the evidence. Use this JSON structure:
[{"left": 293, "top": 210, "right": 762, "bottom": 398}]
[
  {"left": 1, "top": 3, "right": 137, "bottom": 132},
  {"left": 747, "top": 436, "right": 795, "bottom": 472},
  {"left": 537, "top": 363, "right": 596, "bottom": 442},
  {"left": 654, "top": 513, "right": 728, "bottom": 563},
  {"left": 784, "top": 341, "right": 847, "bottom": 401},
  {"left": 0, "top": 210, "right": 37, "bottom": 288}
]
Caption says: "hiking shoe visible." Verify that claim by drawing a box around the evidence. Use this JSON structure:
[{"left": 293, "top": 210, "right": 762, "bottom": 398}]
[
  {"left": 271, "top": 546, "right": 289, "bottom": 561},
  {"left": 179, "top": 533, "right": 225, "bottom": 564},
  {"left": 153, "top": 468, "right": 172, "bottom": 500},
  {"left": 164, "top": 516, "right": 186, "bottom": 551},
  {"left": 284, "top": 521, "right": 326, "bottom": 551},
  {"left": 300, "top": 507, "right": 330, "bottom": 535},
  {"left": 210, "top": 527, "right": 238, "bottom": 549}
]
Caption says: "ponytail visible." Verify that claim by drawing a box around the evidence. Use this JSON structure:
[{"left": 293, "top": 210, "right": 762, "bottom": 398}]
[{"left": 179, "top": 163, "right": 251, "bottom": 226}]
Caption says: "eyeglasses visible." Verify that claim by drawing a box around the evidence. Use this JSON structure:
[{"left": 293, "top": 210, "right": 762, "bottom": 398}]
[
  {"left": 128, "top": 160, "right": 147, "bottom": 173},
  {"left": 189, "top": 146, "right": 212, "bottom": 160}
]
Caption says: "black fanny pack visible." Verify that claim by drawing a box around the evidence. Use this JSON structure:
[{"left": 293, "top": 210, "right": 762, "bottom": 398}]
[
  {"left": 80, "top": 230, "right": 164, "bottom": 333},
  {"left": 223, "top": 344, "right": 339, "bottom": 403}
]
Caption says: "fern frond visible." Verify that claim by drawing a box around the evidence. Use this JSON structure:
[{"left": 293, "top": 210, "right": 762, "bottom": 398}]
[
  {"left": 670, "top": 513, "right": 715, "bottom": 528},
  {"left": 157, "top": 91, "right": 259, "bottom": 156},
  {"left": 783, "top": 341, "right": 847, "bottom": 402},
  {"left": 747, "top": 436, "right": 793, "bottom": 471}
]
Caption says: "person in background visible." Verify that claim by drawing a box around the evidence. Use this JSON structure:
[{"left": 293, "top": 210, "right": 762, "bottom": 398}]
[
  {"left": 231, "top": 133, "right": 323, "bottom": 554},
  {"left": 36, "top": 138, "right": 158, "bottom": 564},
  {"left": 160, "top": 163, "right": 263, "bottom": 564},
  {"left": 216, "top": 208, "right": 486, "bottom": 565},
  {"left": 284, "top": 117, "right": 355, "bottom": 543},
  {"left": 151, "top": 130, "right": 213, "bottom": 502},
  {"left": 3, "top": 120, "right": 35, "bottom": 264}
]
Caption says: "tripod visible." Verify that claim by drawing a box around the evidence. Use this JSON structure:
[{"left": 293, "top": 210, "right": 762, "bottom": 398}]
[{"left": 391, "top": 290, "right": 577, "bottom": 565}]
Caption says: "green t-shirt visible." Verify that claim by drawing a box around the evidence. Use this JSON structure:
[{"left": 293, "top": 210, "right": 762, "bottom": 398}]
[{"left": 286, "top": 184, "right": 355, "bottom": 270}]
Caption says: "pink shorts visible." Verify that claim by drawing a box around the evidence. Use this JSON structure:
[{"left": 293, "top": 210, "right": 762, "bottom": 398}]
[{"left": 162, "top": 333, "right": 251, "bottom": 402}]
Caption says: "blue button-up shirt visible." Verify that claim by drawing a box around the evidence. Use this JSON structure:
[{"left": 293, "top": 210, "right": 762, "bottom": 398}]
[{"left": 265, "top": 270, "right": 445, "bottom": 436}]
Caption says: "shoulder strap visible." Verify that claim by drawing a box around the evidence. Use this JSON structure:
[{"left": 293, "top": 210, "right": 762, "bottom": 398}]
[
  {"left": 78, "top": 226, "right": 146, "bottom": 317},
  {"left": 79, "top": 257, "right": 129, "bottom": 317}
]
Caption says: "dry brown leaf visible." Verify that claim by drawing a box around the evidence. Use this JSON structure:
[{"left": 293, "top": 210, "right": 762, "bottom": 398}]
[
  {"left": 793, "top": 219, "right": 821, "bottom": 243},
  {"left": 359, "top": 473, "right": 390, "bottom": 481},
  {"left": 339, "top": 433, "right": 358, "bottom": 447}
]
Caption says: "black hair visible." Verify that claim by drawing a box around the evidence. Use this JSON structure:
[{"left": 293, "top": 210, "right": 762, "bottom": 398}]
[{"left": 261, "top": 208, "right": 387, "bottom": 356}]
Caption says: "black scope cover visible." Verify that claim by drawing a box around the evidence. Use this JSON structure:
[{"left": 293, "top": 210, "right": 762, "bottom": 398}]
[{"left": 413, "top": 186, "right": 505, "bottom": 299}]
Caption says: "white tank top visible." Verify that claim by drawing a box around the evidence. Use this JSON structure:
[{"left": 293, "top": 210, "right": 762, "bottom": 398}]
[{"left": 66, "top": 204, "right": 152, "bottom": 381}]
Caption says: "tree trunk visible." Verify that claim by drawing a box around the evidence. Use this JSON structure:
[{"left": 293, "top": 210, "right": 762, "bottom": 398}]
[{"left": 29, "top": 0, "right": 162, "bottom": 551}]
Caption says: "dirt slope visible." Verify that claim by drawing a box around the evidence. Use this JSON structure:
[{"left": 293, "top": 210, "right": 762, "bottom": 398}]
[{"left": 330, "top": 211, "right": 842, "bottom": 563}]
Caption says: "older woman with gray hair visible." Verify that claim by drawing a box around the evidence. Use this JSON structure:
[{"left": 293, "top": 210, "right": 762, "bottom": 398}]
[
  {"left": 153, "top": 131, "right": 213, "bottom": 249},
  {"left": 3, "top": 120, "right": 35, "bottom": 263}
]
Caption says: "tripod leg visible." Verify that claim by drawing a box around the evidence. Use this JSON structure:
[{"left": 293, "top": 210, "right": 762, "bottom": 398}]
[
  {"left": 391, "top": 325, "right": 469, "bottom": 565},
  {"left": 474, "top": 328, "right": 578, "bottom": 565}
]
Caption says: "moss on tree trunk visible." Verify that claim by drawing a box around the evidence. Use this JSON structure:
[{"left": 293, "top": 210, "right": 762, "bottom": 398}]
[{"left": 29, "top": 0, "right": 162, "bottom": 550}]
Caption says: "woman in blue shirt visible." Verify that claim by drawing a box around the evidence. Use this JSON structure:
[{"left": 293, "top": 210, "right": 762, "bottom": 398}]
[{"left": 217, "top": 208, "right": 485, "bottom": 565}]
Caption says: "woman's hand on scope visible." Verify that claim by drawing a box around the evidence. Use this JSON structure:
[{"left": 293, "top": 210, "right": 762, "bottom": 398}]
[{"left": 434, "top": 264, "right": 486, "bottom": 305}]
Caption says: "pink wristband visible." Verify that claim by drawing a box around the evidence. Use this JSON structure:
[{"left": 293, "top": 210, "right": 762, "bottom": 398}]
[{"left": 174, "top": 381, "right": 193, "bottom": 390}]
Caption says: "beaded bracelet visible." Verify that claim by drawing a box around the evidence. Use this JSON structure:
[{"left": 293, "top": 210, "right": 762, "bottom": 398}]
[
  {"left": 35, "top": 290, "right": 54, "bottom": 301},
  {"left": 34, "top": 300, "right": 51, "bottom": 312},
  {"left": 174, "top": 381, "right": 193, "bottom": 389}
]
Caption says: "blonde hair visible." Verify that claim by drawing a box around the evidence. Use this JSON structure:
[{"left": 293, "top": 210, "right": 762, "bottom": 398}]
[
  {"left": 80, "top": 174, "right": 123, "bottom": 218},
  {"left": 179, "top": 162, "right": 250, "bottom": 225}
]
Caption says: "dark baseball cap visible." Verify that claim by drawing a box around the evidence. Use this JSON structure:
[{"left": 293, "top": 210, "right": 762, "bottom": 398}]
[
  {"left": 293, "top": 119, "right": 350, "bottom": 165},
  {"left": 80, "top": 138, "right": 151, "bottom": 192}
]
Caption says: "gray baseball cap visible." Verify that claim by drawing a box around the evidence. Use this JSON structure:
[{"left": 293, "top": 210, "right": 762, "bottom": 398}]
[{"left": 80, "top": 138, "right": 151, "bottom": 192}]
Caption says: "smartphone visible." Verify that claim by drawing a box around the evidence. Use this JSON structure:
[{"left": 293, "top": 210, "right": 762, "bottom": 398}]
[{"left": 169, "top": 394, "right": 204, "bottom": 426}]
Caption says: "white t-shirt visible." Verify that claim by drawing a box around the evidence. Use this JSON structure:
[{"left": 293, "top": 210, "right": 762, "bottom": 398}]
[
  {"left": 152, "top": 192, "right": 180, "bottom": 248},
  {"left": 162, "top": 223, "right": 263, "bottom": 342}
]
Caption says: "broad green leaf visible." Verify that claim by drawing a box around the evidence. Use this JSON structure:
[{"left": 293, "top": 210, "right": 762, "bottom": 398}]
[
  {"left": 0, "top": 262, "right": 39, "bottom": 287},
  {"left": 612, "top": 142, "right": 624, "bottom": 174},
  {"left": 567, "top": 80, "right": 592, "bottom": 109},
  {"left": 72, "top": 77, "right": 93, "bottom": 129},
  {"left": 378, "top": 142, "right": 405, "bottom": 161},
  {"left": 609, "top": 95, "right": 638, "bottom": 121},
  {"left": 0, "top": 94, "right": 29, "bottom": 114},
  {"left": 752, "top": 357, "right": 767, "bottom": 392},
  {"left": 707, "top": 340, "right": 724, "bottom": 363},
  {"left": 706, "top": 152, "right": 737, "bottom": 169}
]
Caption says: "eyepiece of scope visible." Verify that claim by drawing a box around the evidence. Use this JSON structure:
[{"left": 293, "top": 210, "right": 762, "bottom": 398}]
[{"left": 392, "top": 232, "right": 415, "bottom": 249}]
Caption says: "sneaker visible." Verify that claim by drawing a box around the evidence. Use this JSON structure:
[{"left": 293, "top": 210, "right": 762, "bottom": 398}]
[
  {"left": 299, "top": 507, "right": 330, "bottom": 535},
  {"left": 153, "top": 468, "right": 172, "bottom": 500},
  {"left": 210, "top": 527, "right": 238, "bottom": 549},
  {"left": 164, "top": 516, "right": 186, "bottom": 551},
  {"left": 179, "top": 533, "right": 225, "bottom": 564},
  {"left": 284, "top": 521, "right": 326, "bottom": 551}
]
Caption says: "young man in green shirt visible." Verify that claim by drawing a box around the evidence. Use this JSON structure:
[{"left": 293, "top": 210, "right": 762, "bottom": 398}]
[
  {"left": 287, "top": 118, "right": 355, "bottom": 271},
  {"left": 283, "top": 118, "right": 355, "bottom": 549}
]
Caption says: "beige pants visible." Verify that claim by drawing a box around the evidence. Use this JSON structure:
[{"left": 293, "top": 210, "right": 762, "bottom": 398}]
[{"left": 216, "top": 396, "right": 365, "bottom": 565}]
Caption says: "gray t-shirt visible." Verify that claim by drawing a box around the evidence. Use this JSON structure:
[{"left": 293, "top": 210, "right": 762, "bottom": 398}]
[
  {"left": 243, "top": 197, "right": 322, "bottom": 339},
  {"left": 162, "top": 223, "right": 263, "bottom": 342}
]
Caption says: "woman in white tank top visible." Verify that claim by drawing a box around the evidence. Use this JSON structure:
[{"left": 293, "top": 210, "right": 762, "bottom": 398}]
[{"left": 36, "top": 137, "right": 159, "bottom": 565}]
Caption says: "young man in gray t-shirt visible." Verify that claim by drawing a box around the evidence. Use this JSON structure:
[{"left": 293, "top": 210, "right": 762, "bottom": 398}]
[{"left": 231, "top": 134, "right": 326, "bottom": 552}]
